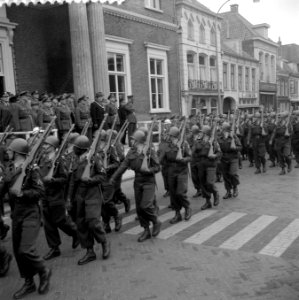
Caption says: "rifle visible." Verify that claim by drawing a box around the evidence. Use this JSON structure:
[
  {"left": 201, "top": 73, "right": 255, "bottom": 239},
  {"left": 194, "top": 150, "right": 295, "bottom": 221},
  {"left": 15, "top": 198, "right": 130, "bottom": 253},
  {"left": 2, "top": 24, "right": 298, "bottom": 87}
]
[
  {"left": 81, "top": 120, "right": 91, "bottom": 136},
  {"left": 44, "top": 124, "right": 75, "bottom": 181},
  {"left": 28, "top": 128, "right": 41, "bottom": 148},
  {"left": 103, "top": 115, "right": 118, "bottom": 168},
  {"left": 140, "top": 117, "right": 157, "bottom": 172},
  {"left": 230, "top": 110, "right": 237, "bottom": 149},
  {"left": 111, "top": 120, "right": 129, "bottom": 147},
  {"left": 260, "top": 106, "right": 267, "bottom": 135},
  {"left": 0, "top": 125, "right": 13, "bottom": 144},
  {"left": 81, "top": 114, "right": 108, "bottom": 180},
  {"left": 10, "top": 117, "right": 56, "bottom": 196},
  {"left": 176, "top": 117, "right": 187, "bottom": 160},
  {"left": 208, "top": 121, "right": 217, "bottom": 157},
  {"left": 236, "top": 111, "right": 241, "bottom": 136},
  {"left": 285, "top": 107, "right": 293, "bottom": 136}
]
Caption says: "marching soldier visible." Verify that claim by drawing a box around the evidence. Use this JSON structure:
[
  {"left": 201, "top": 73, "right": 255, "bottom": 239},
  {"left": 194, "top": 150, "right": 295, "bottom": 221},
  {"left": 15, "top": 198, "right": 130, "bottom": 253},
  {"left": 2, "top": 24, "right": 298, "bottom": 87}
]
[
  {"left": 292, "top": 110, "right": 299, "bottom": 168},
  {"left": 67, "top": 135, "right": 110, "bottom": 265},
  {"left": 110, "top": 130, "right": 161, "bottom": 242},
  {"left": 38, "top": 136, "right": 79, "bottom": 261},
  {"left": 5, "top": 138, "right": 51, "bottom": 299},
  {"left": 193, "top": 125, "right": 221, "bottom": 210},
  {"left": 159, "top": 126, "right": 192, "bottom": 224},
  {"left": 218, "top": 122, "right": 242, "bottom": 199},
  {"left": 105, "top": 95, "right": 118, "bottom": 129},
  {"left": 266, "top": 112, "right": 277, "bottom": 167},
  {"left": 75, "top": 96, "right": 92, "bottom": 140},
  {"left": 55, "top": 96, "right": 73, "bottom": 141}
]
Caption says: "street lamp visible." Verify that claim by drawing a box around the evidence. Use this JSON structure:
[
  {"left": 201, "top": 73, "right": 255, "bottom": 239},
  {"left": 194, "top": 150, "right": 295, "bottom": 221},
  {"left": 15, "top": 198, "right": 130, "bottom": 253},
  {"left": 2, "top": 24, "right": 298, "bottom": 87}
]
[{"left": 215, "top": 0, "right": 231, "bottom": 114}]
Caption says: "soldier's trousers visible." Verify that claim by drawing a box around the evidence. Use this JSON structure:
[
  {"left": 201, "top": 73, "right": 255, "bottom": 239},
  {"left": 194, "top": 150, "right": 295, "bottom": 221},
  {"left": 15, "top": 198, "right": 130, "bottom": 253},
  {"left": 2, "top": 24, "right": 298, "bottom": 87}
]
[
  {"left": 291, "top": 138, "right": 299, "bottom": 163},
  {"left": 42, "top": 204, "right": 77, "bottom": 249},
  {"left": 128, "top": 123, "right": 137, "bottom": 146},
  {"left": 12, "top": 203, "right": 45, "bottom": 278},
  {"left": 134, "top": 177, "right": 158, "bottom": 228},
  {"left": 190, "top": 163, "right": 200, "bottom": 191},
  {"left": 76, "top": 198, "right": 106, "bottom": 249},
  {"left": 113, "top": 176, "right": 128, "bottom": 204},
  {"left": 247, "top": 146, "right": 254, "bottom": 164},
  {"left": 275, "top": 140, "right": 292, "bottom": 169},
  {"left": 101, "top": 182, "right": 118, "bottom": 224},
  {"left": 197, "top": 160, "right": 218, "bottom": 200},
  {"left": 161, "top": 165, "right": 169, "bottom": 192},
  {"left": 253, "top": 143, "right": 266, "bottom": 169},
  {"left": 266, "top": 140, "right": 277, "bottom": 163},
  {"left": 221, "top": 158, "right": 240, "bottom": 191},
  {"left": 168, "top": 168, "right": 190, "bottom": 211}
]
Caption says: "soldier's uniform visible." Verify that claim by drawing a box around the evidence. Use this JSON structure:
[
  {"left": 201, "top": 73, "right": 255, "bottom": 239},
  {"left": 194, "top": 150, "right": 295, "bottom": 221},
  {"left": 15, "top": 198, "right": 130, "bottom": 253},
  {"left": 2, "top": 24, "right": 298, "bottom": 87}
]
[
  {"left": 55, "top": 102, "right": 73, "bottom": 141},
  {"left": 75, "top": 99, "right": 92, "bottom": 140},
  {"left": 291, "top": 111, "right": 299, "bottom": 168},
  {"left": 266, "top": 113, "right": 277, "bottom": 167},
  {"left": 0, "top": 240, "right": 12, "bottom": 277},
  {"left": 38, "top": 102, "right": 56, "bottom": 130},
  {"left": 10, "top": 100, "right": 35, "bottom": 131}
]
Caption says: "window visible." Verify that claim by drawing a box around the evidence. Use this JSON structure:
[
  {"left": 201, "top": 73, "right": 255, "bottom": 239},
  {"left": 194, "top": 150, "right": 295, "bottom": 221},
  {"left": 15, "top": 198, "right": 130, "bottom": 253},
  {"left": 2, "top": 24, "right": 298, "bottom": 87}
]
[
  {"left": 252, "top": 68, "right": 256, "bottom": 91},
  {"left": 188, "top": 20, "right": 194, "bottom": 40},
  {"left": 245, "top": 67, "right": 249, "bottom": 91},
  {"left": 147, "top": 46, "right": 170, "bottom": 112},
  {"left": 271, "top": 56, "right": 275, "bottom": 82},
  {"left": 210, "top": 56, "right": 216, "bottom": 82},
  {"left": 187, "top": 53, "right": 195, "bottom": 81},
  {"left": 210, "top": 27, "right": 216, "bottom": 46},
  {"left": 290, "top": 80, "right": 295, "bottom": 94},
  {"left": 238, "top": 66, "right": 243, "bottom": 91},
  {"left": 259, "top": 52, "right": 264, "bottom": 81},
  {"left": 285, "top": 81, "right": 288, "bottom": 96},
  {"left": 223, "top": 63, "right": 228, "bottom": 89},
  {"left": 199, "top": 54, "right": 207, "bottom": 81},
  {"left": 265, "top": 54, "right": 269, "bottom": 82},
  {"left": 231, "top": 64, "right": 235, "bottom": 90},
  {"left": 199, "top": 24, "right": 205, "bottom": 44},
  {"left": 107, "top": 52, "right": 127, "bottom": 104},
  {"left": 145, "top": 0, "right": 161, "bottom": 10},
  {"left": 281, "top": 80, "right": 285, "bottom": 96},
  {"left": 211, "top": 98, "right": 217, "bottom": 114}
]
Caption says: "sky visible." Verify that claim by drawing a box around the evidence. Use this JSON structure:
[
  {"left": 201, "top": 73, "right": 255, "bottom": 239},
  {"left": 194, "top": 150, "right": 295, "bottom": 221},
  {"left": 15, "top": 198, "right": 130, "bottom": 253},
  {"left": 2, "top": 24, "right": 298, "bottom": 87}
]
[{"left": 197, "top": 0, "right": 299, "bottom": 45}]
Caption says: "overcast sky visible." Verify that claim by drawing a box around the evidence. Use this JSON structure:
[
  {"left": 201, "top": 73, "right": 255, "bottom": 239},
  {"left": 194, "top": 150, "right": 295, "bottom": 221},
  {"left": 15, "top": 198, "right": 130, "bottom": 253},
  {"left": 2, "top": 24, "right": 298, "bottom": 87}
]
[{"left": 197, "top": 0, "right": 299, "bottom": 45}]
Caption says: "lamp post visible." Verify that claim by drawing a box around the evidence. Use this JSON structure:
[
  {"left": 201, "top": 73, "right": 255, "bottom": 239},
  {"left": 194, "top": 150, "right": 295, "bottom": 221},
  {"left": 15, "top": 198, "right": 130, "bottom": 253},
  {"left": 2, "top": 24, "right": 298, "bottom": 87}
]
[{"left": 215, "top": 0, "right": 231, "bottom": 114}]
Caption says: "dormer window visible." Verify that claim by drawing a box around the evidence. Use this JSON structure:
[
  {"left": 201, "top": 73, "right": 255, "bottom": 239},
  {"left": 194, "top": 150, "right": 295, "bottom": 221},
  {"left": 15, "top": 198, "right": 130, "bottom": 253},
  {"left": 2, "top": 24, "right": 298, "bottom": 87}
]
[{"left": 145, "top": 0, "right": 161, "bottom": 11}]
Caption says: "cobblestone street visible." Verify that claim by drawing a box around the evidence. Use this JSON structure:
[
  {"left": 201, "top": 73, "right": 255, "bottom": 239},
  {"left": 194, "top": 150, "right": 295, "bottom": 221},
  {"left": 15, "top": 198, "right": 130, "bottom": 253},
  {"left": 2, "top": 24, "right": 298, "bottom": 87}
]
[{"left": 1, "top": 162, "right": 299, "bottom": 300}]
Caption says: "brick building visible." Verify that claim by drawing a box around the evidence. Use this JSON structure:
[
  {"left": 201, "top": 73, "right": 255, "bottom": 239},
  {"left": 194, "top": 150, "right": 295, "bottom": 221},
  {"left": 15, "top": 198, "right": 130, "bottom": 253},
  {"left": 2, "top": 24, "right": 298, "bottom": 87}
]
[{"left": 3, "top": 1, "right": 181, "bottom": 120}]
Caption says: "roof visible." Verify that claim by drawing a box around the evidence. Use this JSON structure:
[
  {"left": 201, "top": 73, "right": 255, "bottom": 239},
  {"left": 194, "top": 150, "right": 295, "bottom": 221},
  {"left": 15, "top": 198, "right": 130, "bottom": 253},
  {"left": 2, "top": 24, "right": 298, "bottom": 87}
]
[
  {"left": 221, "top": 42, "right": 258, "bottom": 62},
  {"left": 176, "top": 0, "right": 218, "bottom": 17},
  {"left": 220, "top": 10, "right": 276, "bottom": 44}
]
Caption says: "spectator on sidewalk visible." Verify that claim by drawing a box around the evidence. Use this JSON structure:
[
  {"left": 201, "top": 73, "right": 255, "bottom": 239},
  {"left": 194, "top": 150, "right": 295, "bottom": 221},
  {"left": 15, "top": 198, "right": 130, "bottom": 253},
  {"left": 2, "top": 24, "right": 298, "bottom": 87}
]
[
  {"left": 124, "top": 95, "right": 137, "bottom": 147},
  {"left": 90, "top": 92, "right": 106, "bottom": 133}
]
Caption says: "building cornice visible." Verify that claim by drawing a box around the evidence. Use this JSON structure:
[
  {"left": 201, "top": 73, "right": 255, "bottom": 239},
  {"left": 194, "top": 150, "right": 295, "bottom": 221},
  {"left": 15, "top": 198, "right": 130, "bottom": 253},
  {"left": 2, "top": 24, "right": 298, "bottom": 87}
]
[
  {"left": 250, "top": 36, "right": 278, "bottom": 47},
  {"left": 105, "top": 35, "right": 134, "bottom": 45},
  {"left": 144, "top": 42, "right": 171, "bottom": 51},
  {"left": 223, "top": 50, "right": 259, "bottom": 63},
  {"left": 103, "top": 5, "right": 178, "bottom": 32}
]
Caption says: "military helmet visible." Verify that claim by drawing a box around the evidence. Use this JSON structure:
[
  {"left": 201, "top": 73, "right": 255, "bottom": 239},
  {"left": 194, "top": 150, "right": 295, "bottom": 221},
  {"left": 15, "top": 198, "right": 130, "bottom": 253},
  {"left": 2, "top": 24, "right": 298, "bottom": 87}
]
[
  {"left": 169, "top": 126, "right": 180, "bottom": 138},
  {"left": 191, "top": 125, "right": 200, "bottom": 134},
  {"left": 222, "top": 122, "right": 231, "bottom": 131},
  {"left": 139, "top": 127, "right": 149, "bottom": 136},
  {"left": 73, "top": 135, "right": 90, "bottom": 150},
  {"left": 8, "top": 138, "right": 29, "bottom": 155},
  {"left": 68, "top": 132, "right": 80, "bottom": 144},
  {"left": 280, "top": 111, "right": 289, "bottom": 118},
  {"left": 164, "top": 119, "right": 171, "bottom": 125},
  {"left": 270, "top": 112, "right": 276, "bottom": 117},
  {"left": 100, "top": 130, "right": 107, "bottom": 141},
  {"left": 131, "top": 130, "right": 146, "bottom": 143},
  {"left": 106, "top": 129, "right": 117, "bottom": 139},
  {"left": 44, "top": 136, "right": 59, "bottom": 149},
  {"left": 202, "top": 125, "right": 211, "bottom": 135},
  {"left": 254, "top": 112, "right": 261, "bottom": 118}
]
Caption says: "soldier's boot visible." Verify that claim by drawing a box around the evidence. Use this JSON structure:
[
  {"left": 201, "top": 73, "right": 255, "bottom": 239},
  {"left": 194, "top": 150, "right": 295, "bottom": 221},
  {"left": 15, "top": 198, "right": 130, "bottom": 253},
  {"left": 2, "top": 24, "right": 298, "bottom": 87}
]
[
  {"left": 249, "top": 162, "right": 254, "bottom": 167},
  {"left": 0, "top": 224, "right": 9, "bottom": 240},
  {"left": 295, "top": 163, "right": 299, "bottom": 168},
  {"left": 213, "top": 191, "right": 220, "bottom": 206},
  {"left": 152, "top": 220, "right": 162, "bottom": 237},
  {"left": 223, "top": 190, "right": 232, "bottom": 199},
  {"left": 287, "top": 160, "right": 292, "bottom": 173},
  {"left": 201, "top": 198, "right": 212, "bottom": 210},
  {"left": 184, "top": 207, "right": 192, "bottom": 221},
  {"left": 38, "top": 268, "right": 52, "bottom": 295},
  {"left": 254, "top": 168, "right": 261, "bottom": 174},
  {"left": 163, "top": 191, "right": 170, "bottom": 198},
  {"left": 137, "top": 227, "right": 151, "bottom": 242},
  {"left": 43, "top": 247, "right": 61, "bottom": 261},
  {"left": 269, "top": 161, "right": 276, "bottom": 168},
  {"left": 232, "top": 187, "right": 239, "bottom": 198},
  {"left": 169, "top": 211, "right": 182, "bottom": 224},
  {"left": 72, "top": 233, "right": 80, "bottom": 249},
  {"left": 193, "top": 190, "right": 201, "bottom": 198},
  {"left": 216, "top": 174, "right": 223, "bottom": 183},
  {"left": 279, "top": 168, "right": 286, "bottom": 175},
  {"left": 102, "top": 240, "right": 111, "bottom": 259},
  {"left": 104, "top": 222, "right": 112, "bottom": 234},
  {"left": 124, "top": 198, "right": 131, "bottom": 213},
  {"left": 13, "top": 278, "right": 36, "bottom": 299},
  {"left": 0, "top": 252, "right": 12, "bottom": 277},
  {"left": 78, "top": 248, "right": 96, "bottom": 265},
  {"left": 262, "top": 164, "right": 267, "bottom": 173},
  {"left": 114, "top": 215, "right": 122, "bottom": 232}
]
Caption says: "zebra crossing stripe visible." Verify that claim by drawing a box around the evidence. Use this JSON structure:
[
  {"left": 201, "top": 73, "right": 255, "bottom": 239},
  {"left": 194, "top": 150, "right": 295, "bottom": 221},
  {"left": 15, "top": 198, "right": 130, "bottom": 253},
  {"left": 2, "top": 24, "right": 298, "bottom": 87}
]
[
  {"left": 118, "top": 204, "right": 136, "bottom": 215},
  {"left": 184, "top": 212, "right": 246, "bottom": 245},
  {"left": 158, "top": 210, "right": 217, "bottom": 240},
  {"left": 259, "top": 219, "right": 299, "bottom": 257},
  {"left": 219, "top": 215, "right": 277, "bottom": 250},
  {"left": 124, "top": 208, "right": 173, "bottom": 235}
]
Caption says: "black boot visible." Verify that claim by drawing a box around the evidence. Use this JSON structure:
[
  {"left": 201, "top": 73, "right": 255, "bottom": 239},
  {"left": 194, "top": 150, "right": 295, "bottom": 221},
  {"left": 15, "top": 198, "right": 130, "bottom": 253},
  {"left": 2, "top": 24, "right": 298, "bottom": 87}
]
[
  {"left": 0, "top": 224, "right": 9, "bottom": 240},
  {"left": 124, "top": 199, "right": 131, "bottom": 213},
  {"left": 169, "top": 211, "right": 182, "bottom": 224},
  {"left": 262, "top": 165, "right": 267, "bottom": 173},
  {"left": 72, "top": 234, "right": 80, "bottom": 249},
  {"left": 213, "top": 191, "right": 220, "bottom": 206},
  {"left": 232, "top": 187, "right": 239, "bottom": 198},
  {"left": 201, "top": 198, "right": 212, "bottom": 210},
  {"left": 38, "top": 268, "right": 52, "bottom": 295},
  {"left": 152, "top": 220, "right": 162, "bottom": 237},
  {"left": 114, "top": 215, "right": 122, "bottom": 232},
  {"left": 13, "top": 278, "right": 36, "bottom": 299},
  {"left": 104, "top": 222, "right": 112, "bottom": 234},
  {"left": 254, "top": 168, "right": 261, "bottom": 174},
  {"left": 279, "top": 168, "right": 286, "bottom": 175},
  {"left": 184, "top": 207, "right": 192, "bottom": 221},
  {"left": 102, "top": 240, "right": 111, "bottom": 259},
  {"left": 43, "top": 247, "right": 60, "bottom": 261},
  {"left": 78, "top": 248, "right": 96, "bottom": 265},
  {"left": 0, "top": 252, "right": 12, "bottom": 277},
  {"left": 223, "top": 190, "right": 232, "bottom": 199},
  {"left": 163, "top": 191, "right": 170, "bottom": 198},
  {"left": 287, "top": 161, "right": 292, "bottom": 173},
  {"left": 137, "top": 227, "right": 151, "bottom": 242}
]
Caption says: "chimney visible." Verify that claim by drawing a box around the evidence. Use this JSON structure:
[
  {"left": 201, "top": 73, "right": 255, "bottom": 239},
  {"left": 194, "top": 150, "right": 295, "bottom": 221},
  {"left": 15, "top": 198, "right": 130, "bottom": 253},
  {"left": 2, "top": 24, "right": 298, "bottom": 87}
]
[
  {"left": 230, "top": 4, "right": 239, "bottom": 13},
  {"left": 253, "top": 23, "right": 270, "bottom": 39}
]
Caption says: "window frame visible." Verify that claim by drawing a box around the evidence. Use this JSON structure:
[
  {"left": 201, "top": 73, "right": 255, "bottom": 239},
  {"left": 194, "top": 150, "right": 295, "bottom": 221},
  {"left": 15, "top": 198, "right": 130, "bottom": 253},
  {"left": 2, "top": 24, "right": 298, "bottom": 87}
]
[
  {"left": 231, "top": 64, "right": 236, "bottom": 90},
  {"left": 144, "top": 0, "right": 163, "bottom": 12}
]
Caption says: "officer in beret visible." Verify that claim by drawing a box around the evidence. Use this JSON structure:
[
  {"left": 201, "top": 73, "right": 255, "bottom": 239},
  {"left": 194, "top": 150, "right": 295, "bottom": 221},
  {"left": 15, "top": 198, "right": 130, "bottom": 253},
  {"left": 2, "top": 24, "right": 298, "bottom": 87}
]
[{"left": 90, "top": 92, "right": 106, "bottom": 133}]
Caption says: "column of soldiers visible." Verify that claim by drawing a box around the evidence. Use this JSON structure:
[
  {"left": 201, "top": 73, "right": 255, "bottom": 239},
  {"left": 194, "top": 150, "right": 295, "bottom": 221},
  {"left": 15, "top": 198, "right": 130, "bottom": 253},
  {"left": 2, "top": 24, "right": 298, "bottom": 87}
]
[{"left": 0, "top": 90, "right": 298, "bottom": 300}]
